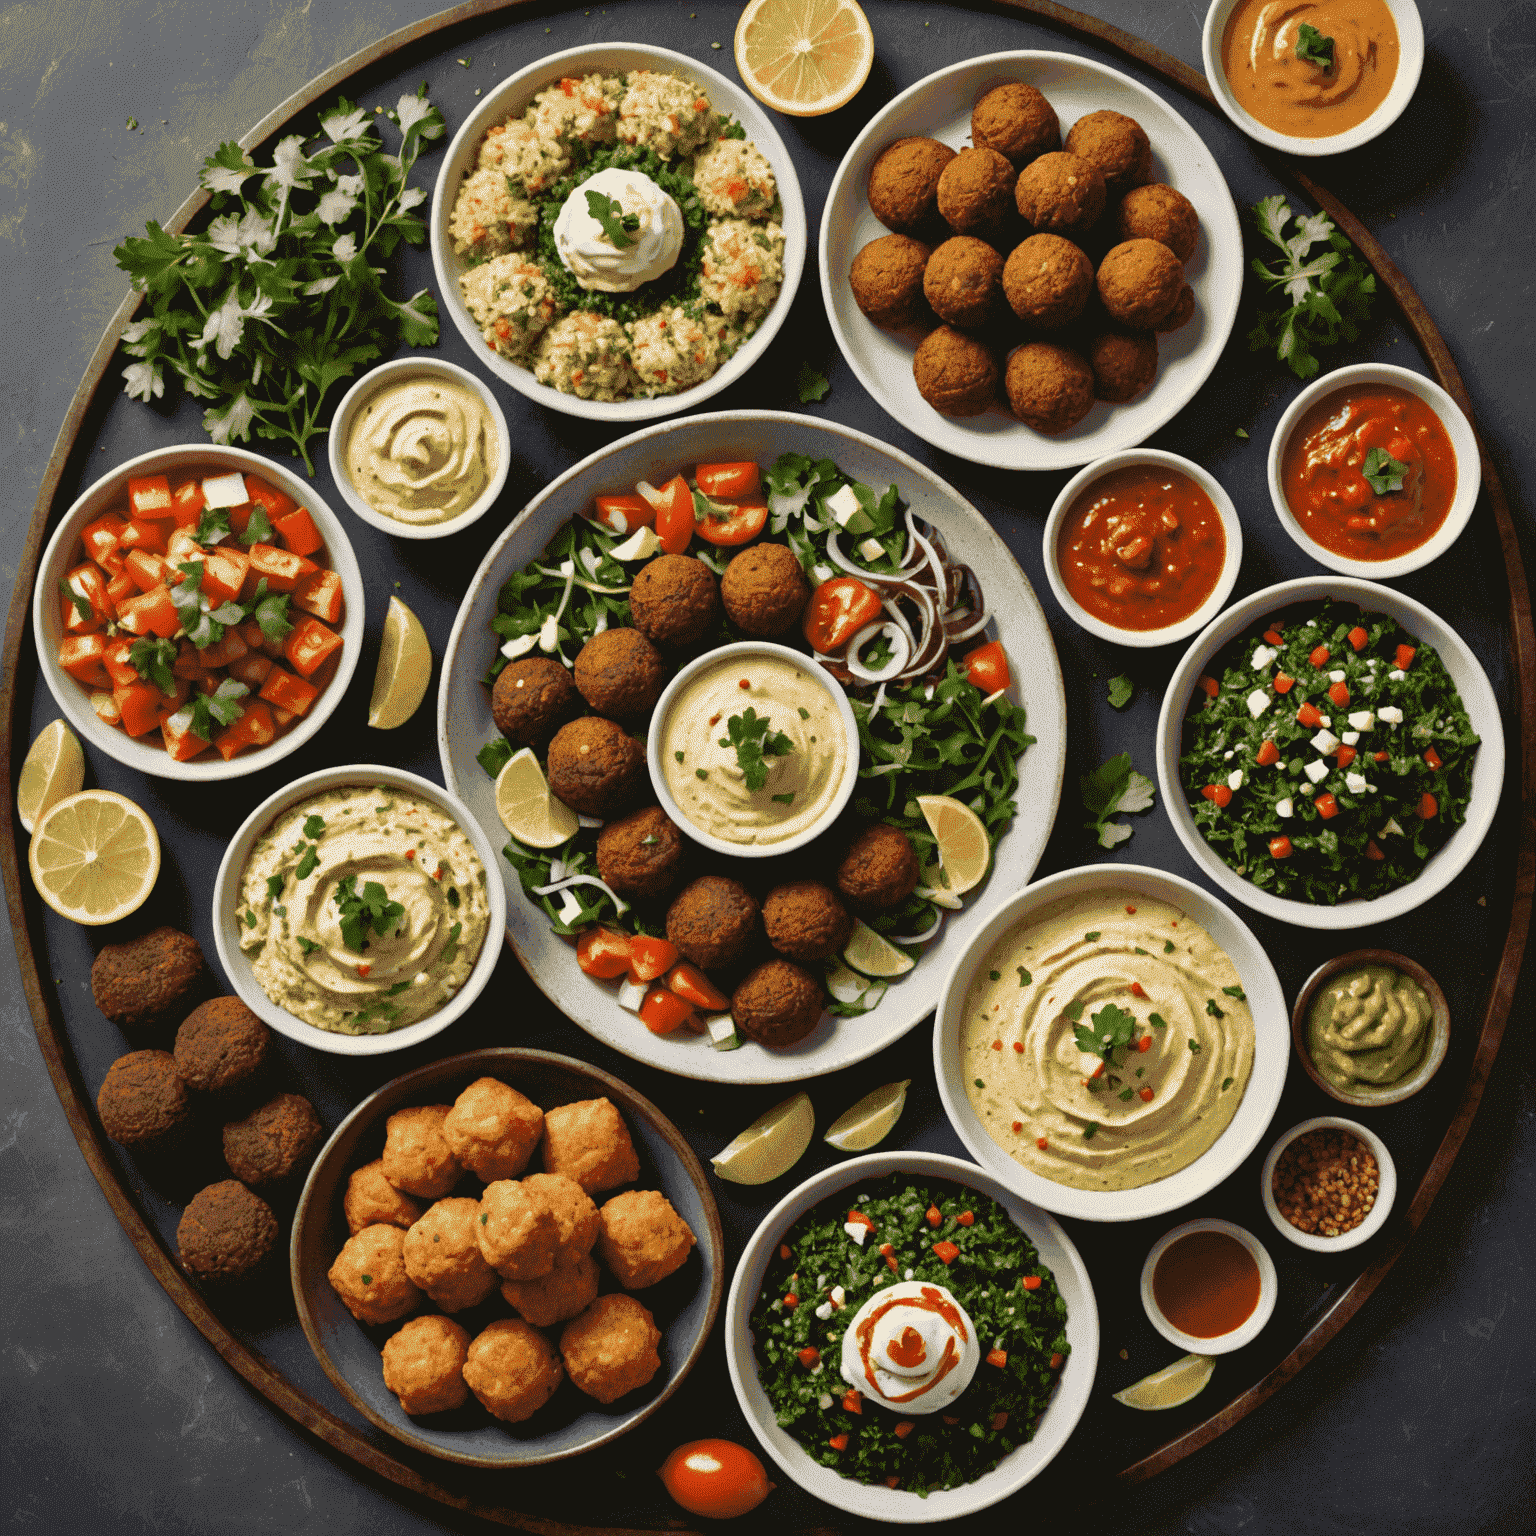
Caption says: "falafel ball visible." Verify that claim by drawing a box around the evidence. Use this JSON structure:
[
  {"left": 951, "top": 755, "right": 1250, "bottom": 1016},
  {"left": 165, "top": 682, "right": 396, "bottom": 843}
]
[
  {"left": 1089, "top": 327, "right": 1159, "bottom": 403},
  {"left": 936, "top": 146, "right": 1017, "bottom": 235},
  {"left": 381, "top": 1315, "right": 472, "bottom": 1416},
  {"left": 867, "top": 137, "right": 955, "bottom": 232},
  {"left": 91, "top": 926, "right": 206, "bottom": 1029},
  {"left": 721, "top": 543, "right": 810, "bottom": 637},
  {"left": 1063, "top": 109, "right": 1153, "bottom": 193},
  {"left": 442, "top": 1076, "right": 544, "bottom": 1182},
  {"left": 344, "top": 1159, "right": 424, "bottom": 1237},
  {"left": 763, "top": 880, "right": 852, "bottom": 962},
  {"left": 1005, "top": 341, "right": 1096, "bottom": 434},
  {"left": 561, "top": 1293, "right": 663, "bottom": 1404},
  {"left": 849, "top": 233, "right": 932, "bottom": 327},
  {"left": 523, "top": 1171, "right": 600, "bottom": 1262},
  {"left": 596, "top": 806, "right": 685, "bottom": 902},
  {"left": 1115, "top": 182, "right": 1198, "bottom": 263},
  {"left": 628, "top": 554, "right": 721, "bottom": 649},
  {"left": 1013, "top": 151, "right": 1106, "bottom": 238},
  {"left": 1095, "top": 238, "right": 1183, "bottom": 329},
  {"left": 327, "top": 1223, "right": 423, "bottom": 1325},
  {"left": 922, "top": 236, "right": 1005, "bottom": 330},
  {"left": 574, "top": 628, "right": 667, "bottom": 723},
  {"left": 402, "top": 1197, "right": 500, "bottom": 1312},
  {"left": 913, "top": 326, "right": 999, "bottom": 417},
  {"left": 597, "top": 1189, "right": 698, "bottom": 1290},
  {"left": 732, "top": 960, "right": 824, "bottom": 1049},
  {"left": 541, "top": 1097, "right": 642, "bottom": 1195},
  {"left": 463, "top": 1318, "right": 565, "bottom": 1423},
  {"left": 970, "top": 81, "right": 1060, "bottom": 165},
  {"left": 221, "top": 1091, "right": 323, "bottom": 1188},
  {"left": 491, "top": 657, "right": 582, "bottom": 752},
  {"left": 382, "top": 1104, "right": 463, "bottom": 1200},
  {"left": 500, "top": 1250, "right": 600, "bottom": 1328},
  {"left": 1003, "top": 234, "right": 1094, "bottom": 330},
  {"left": 546, "top": 716, "right": 645, "bottom": 818},
  {"left": 96, "top": 1049, "right": 190, "bottom": 1149},
  {"left": 837, "top": 823, "right": 920, "bottom": 909},
  {"left": 172, "top": 996, "right": 270, "bottom": 1096},
  {"left": 666, "top": 874, "right": 761, "bottom": 971},
  {"left": 177, "top": 1179, "right": 279, "bottom": 1282},
  {"left": 477, "top": 1177, "right": 561, "bottom": 1280},
  {"left": 1155, "top": 282, "right": 1196, "bottom": 333}
]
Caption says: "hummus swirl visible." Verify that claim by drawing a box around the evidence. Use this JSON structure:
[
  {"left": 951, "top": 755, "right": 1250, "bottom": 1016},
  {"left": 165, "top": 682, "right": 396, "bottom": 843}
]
[
  {"left": 553, "top": 166, "right": 685, "bottom": 293},
  {"left": 238, "top": 788, "right": 490, "bottom": 1034},
  {"left": 961, "top": 892, "right": 1255, "bottom": 1191}
]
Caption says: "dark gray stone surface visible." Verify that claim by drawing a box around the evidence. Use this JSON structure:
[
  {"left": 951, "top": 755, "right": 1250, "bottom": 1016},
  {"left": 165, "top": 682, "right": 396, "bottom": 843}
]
[{"left": 2, "top": 2, "right": 1531, "bottom": 1531}]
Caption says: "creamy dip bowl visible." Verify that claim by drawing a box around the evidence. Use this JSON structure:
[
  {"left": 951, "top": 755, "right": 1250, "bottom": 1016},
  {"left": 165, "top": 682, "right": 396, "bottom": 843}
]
[{"left": 647, "top": 640, "right": 860, "bottom": 858}]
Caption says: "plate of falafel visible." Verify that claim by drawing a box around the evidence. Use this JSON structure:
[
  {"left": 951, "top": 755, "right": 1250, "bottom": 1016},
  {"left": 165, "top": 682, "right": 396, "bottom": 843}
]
[{"left": 821, "top": 50, "right": 1244, "bottom": 470}]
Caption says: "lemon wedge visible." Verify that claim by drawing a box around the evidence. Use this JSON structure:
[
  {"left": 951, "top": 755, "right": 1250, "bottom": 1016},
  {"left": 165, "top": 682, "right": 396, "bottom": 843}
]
[
  {"left": 368, "top": 595, "right": 432, "bottom": 729},
  {"left": 842, "top": 919, "right": 914, "bottom": 978},
  {"left": 16, "top": 719, "right": 85, "bottom": 835},
  {"left": 28, "top": 789, "right": 160, "bottom": 925},
  {"left": 916, "top": 793, "right": 991, "bottom": 898},
  {"left": 824, "top": 1079, "right": 909, "bottom": 1152},
  {"left": 1112, "top": 1353, "right": 1215, "bottom": 1410},
  {"left": 734, "top": 0, "right": 875, "bottom": 117},
  {"left": 711, "top": 1091, "right": 815, "bottom": 1184},
  {"left": 495, "top": 748, "right": 578, "bottom": 849}
]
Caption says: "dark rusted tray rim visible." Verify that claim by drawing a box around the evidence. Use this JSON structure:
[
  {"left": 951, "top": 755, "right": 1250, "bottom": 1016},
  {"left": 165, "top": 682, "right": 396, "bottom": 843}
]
[{"left": 2, "top": 0, "right": 1530, "bottom": 1527}]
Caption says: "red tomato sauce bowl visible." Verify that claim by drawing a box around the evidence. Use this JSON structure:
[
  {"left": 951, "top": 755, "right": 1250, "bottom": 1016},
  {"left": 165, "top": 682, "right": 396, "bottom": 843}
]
[
  {"left": 33, "top": 444, "right": 365, "bottom": 781},
  {"left": 1268, "top": 363, "right": 1479, "bottom": 579}
]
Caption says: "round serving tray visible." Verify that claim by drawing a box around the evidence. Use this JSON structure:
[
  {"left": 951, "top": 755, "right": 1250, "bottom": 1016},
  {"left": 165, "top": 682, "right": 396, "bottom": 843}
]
[{"left": 3, "top": 0, "right": 1531, "bottom": 1527}]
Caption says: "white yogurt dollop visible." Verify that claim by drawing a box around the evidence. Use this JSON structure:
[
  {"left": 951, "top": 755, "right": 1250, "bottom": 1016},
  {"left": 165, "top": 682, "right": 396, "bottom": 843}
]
[
  {"left": 552, "top": 167, "right": 684, "bottom": 293},
  {"left": 839, "top": 1281, "right": 980, "bottom": 1415}
]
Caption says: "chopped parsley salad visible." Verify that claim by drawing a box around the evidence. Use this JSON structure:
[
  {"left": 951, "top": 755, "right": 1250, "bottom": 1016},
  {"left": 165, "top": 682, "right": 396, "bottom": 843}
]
[
  {"left": 749, "top": 1176, "right": 1068, "bottom": 1495},
  {"left": 1180, "top": 599, "right": 1479, "bottom": 903}
]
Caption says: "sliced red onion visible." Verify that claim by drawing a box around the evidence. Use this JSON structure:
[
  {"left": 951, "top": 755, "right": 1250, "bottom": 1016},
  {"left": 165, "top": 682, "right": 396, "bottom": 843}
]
[{"left": 530, "top": 872, "right": 630, "bottom": 917}]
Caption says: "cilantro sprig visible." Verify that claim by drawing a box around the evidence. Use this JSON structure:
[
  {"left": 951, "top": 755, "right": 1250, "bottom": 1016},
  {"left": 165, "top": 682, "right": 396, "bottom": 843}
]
[
  {"left": 177, "top": 677, "right": 249, "bottom": 740},
  {"left": 1295, "top": 23, "right": 1334, "bottom": 70},
  {"left": 128, "top": 636, "right": 178, "bottom": 695},
  {"left": 722, "top": 707, "right": 794, "bottom": 793},
  {"left": 1081, "top": 752, "right": 1156, "bottom": 849},
  {"left": 1362, "top": 446, "right": 1410, "bottom": 495},
  {"left": 583, "top": 188, "right": 640, "bottom": 247},
  {"left": 1073, "top": 1002, "right": 1137, "bottom": 1066},
  {"left": 333, "top": 873, "right": 406, "bottom": 952}
]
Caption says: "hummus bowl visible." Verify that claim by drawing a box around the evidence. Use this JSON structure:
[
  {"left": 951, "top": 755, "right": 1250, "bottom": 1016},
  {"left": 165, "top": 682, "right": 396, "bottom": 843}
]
[
  {"left": 934, "top": 864, "right": 1289, "bottom": 1222},
  {"left": 212, "top": 765, "right": 506, "bottom": 1056}
]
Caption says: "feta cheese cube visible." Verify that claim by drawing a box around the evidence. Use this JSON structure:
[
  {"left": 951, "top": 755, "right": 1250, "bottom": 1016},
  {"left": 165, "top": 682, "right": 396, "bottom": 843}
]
[
  {"left": 1304, "top": 759, "right": 1330, "bottom": 784},
  {"left": 1367, "top": 657, "right": 1379, "bottom": 668},
  {"left": 1275, "top": 797, "right": 1294, "bottom": 819},
  {"left": 831, "top": 1286, "right": 845, "bottom": 1307},
  {"left": 1348, "top": 711, "right": 1375, "bottom": 731},
  {"left": 1311, "top": 729, "right": 1340, "bottom": 755},
  {"left": 1223, "top": 750, "right": 1234, "bottom": 761},
  {"left": 1318, "top": 714, "right": 1331, "bottom": 728},
  {"left": 1345, "top": 771, "right": 1369, "bottom": 794},
  {"left": 857, "top": 536, "right": 886, "bottom": 562},
  {"left": 814, "top": 1301, "right": 834, "bottom": 1320},
  {"left": 904, "top": 1269, "right": 914, "bottom": 1281},
  {"left": 1341, "top": 731, "right": 1360, "bottom": 746},
  {"left": 1251, "top": 645, "right": 1277, "bottom": 670},
  {"left": 200, "top": 471, "right": 249, "bottom": 509},
  {"left": 1227, "top": 769, "right": 1244, "bottom": 791},
  {"left": 1389, "top": 668, "right": 1407, "bottom": 681},
  {"left": 818, "top": 1393, "right": 834, "bottom": 1411},
  {"left": 1329, "top": 669, "right": 1346, "bottom": 682},
  {"left": 616, "top": 977, "right": 649, "bottom": 1013},
  {"left": 1378, "top": 705, "right": 1404, "bottom": 724},
  {"left": 843, "top": 1221, "right": 869, "bottom": 1245},
  {"left": 1247, "top": 688, "right": 1271, "bottom": 718},
  {"left": 825, "top": 484, "right": 864, "bottom": 527},
  {"left": 1382, "top": 817, "right": 1405, "bottom": 836}
]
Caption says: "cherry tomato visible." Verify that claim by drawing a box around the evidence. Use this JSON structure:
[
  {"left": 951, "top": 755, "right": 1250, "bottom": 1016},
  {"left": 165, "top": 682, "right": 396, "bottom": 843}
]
[
  {"left": 802, "top": 576, "right": 882, "bottom": 654},
  {"left": 694, "top": 461, "right": 761, "bottom": 500},
  {"left": 650, "top": 474, "right": 695, "bottom": 554},
  {"left": 658, "top": 1439, "right": 773, "bottom": 1520},
  {"left": 666, "top": 962, "right": 730, "bottom": 1011},
  {"left": 639, "top": 985, "right": 696, "bottom": 1036},
  {"left": 962, "top": 639, "right": 1010, "bottom": 694},
  {"left": 626, "top": 934, "right": 679, "bottom": 982},
  {"left": 694, "top": 499, "right": 768, "bottom": 546},
  {"left": 591, "top": 493, "right": 654, "bottom": 535},
  {"left": 576, "top": 927, "right": 632, "bottom": 979}
]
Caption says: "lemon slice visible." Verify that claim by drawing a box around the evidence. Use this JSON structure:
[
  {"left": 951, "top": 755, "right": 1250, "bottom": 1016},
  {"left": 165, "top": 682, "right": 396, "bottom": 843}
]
[
  {"left": 495, "top": 748, "right": 578, "bottom": 849},
  {"left": 712, "top": 1091, "right": 815, "bottom": 1184},
  {"left": 824, "top": 1079, "right": 909, "bottom": 1151},
  {"left": 842, "top": 919, "right": 914, "bottom": 978},
  {"left": 368, "top": 596, "right": 432, "bottom": 729},
  {"left": 17, "top": 719, "right": 85, "bottom": 835},
  {"left": 916, "top": 794, "right": 991, "bottom": 897},
  {"left": 734, "top": 0, "right": 875, "bottom": 117},
  {"left": 28, "top": 789, "right": 160, "bottom": 925},
  {"left": 1112, "top": 1353, "right": 1215, "bottom": 1410}
]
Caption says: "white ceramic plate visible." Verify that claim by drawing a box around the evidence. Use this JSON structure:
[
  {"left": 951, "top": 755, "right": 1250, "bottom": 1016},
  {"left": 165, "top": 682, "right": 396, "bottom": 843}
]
[
  {"left": 820, "top": 50, "right": 1244, "bottom": 471},
  {"left": 724, "top": 1151, "right": 1098, "bottom": 1523},
  {"left": 438, "top": 411, "right": 1067, "bottom": 1085},
  {"left": 430, "top": 43, "right": 806, "bottom": 424},
  {"left": 933, "top": 864, "right": 1290, "bottom": 1223}
]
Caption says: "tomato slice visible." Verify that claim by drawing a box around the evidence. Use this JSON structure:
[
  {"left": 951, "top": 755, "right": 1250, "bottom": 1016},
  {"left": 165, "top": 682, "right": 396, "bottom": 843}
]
[
  {"left": 648, "top": 474, "right": 695, "bottom": 554},
  {"left": 694, "top": 461, "right": 761, "bottom": 501},
  {"left": 591, "top": 493, "right": 655, "bottom": 536},
  {"left": 639, "top": 985, "right": 696, "bottom": 1036},
  {"left": 694, "top": 498, "right": 768, "bottom": 547},
  {"left": 666, "top": 963, "right": 731, "bottom": 1012},
  {"left": 963, "top": 638, "right": 1010, "bottom": 694},
  {"left": 627, "top": 934, "right": 679, "bottom": 982},
  {"left": 802, "top": 576, "right": 882, "bottom": 654},
  {"left": 576, "top": 927, "right": 632, "bottom": 979},
  {"left": 658, "top": 1440, "right": 773, "bottom": 1520}
]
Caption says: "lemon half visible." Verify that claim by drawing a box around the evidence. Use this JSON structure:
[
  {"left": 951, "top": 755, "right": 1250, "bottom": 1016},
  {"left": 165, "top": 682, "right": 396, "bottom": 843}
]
[
  {"left": 916, "top": 793, "right": 991, "bottom": 898},
  {"left": 734, "top": 0, "right": 875, "bottom": 117},
  {"left": 495, "top": 748, "right": 578, "bottom": 849},
  {"left": 17, "top": 719, "right": 85, "bottom": 835},
  {"left": 28, "top": 789, "right": 160, "bottom": 925}
]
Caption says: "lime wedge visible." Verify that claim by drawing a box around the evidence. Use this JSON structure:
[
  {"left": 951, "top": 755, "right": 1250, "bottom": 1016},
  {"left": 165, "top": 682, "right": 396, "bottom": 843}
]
[
  {"left": 368, "top": 595, "right": 432, "bottom": 729},
  {"left": 495, "top": 747, "right": 578, "bottom": 849},
  {"left": 17, "top": 719, "right": 84, "bottom": 835},
  {"left": 842, "top": 919, "right": 914, "bottom": 978},
  {"left": 916, "top": 793, "right": 991, "bottom": 897},
  {"left": 711, "top": 1091, "right": 814, "bottom": 1185},
  {"left": 824, "top": 1080, "right": 910, "bottom": 1152},
  {"left": 1112, "top": 1353, "right": 1215, "bottom": 1410}
]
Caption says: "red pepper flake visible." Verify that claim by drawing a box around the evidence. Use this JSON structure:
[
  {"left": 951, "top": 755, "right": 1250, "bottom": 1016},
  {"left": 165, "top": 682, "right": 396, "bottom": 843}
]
[
  {"left": 884, "top": 1475, "right": 901, "bottom": 1488},
  {"left": 1263, "top": 628, "right": 1284, "bottom": 646},
  {"left": 1090, "top": 1060, "right": 1106, "bottom": 1079},
  {"left": 1021, "top": 1275, "right": 1042, "bottom": 1291},
  {"left": 957, "top": 1210, "right": 975, "bottom": 1226},
  {"left": 1374, "top": 750, "right": 1390, "bottom": 762},
  {"left": 1197, "top": 675, "right": 1219, "bottom": 698},
  {"left": 878, "top": 1241, "right": 898, "bottom": 1273},
  {"left": 1139, "top": 1086, "right": 1155, "bottom": 1101},
  {"left": 1348, "top": 626, "right": 1369, "bottom": 651},
  {"left": 893, "top": 1422, "right": 915, "bottom": 1440},
  {"left": 846, "top": 1209, "right": 875, "bottom": 1230},
  {"left": 1125, "top": 904, "right": 1137, "bottom": 914},
  {"left": 1269, "top": 834, "right": 1294, "bottom": 859},
  {"left": 739, "top": 677, "right": 751, "bottom": 689},
  {"left": 991, "top": 1411, "right": 1009, "bottom": 1431},
  {"left": 1256, "top": 738, "right": 1281, "bottom": 767},
  {"left": 1316, "top": 791, "right": 1340, "bottom": 820},
  {"left": 991, "top": 1039, "right": 1002, "bottom": 1051},
  {"left": 828, "top": 1433, "right": 848, "bottom": 1451},
  {"left": 1137, "top": 1035, "right": 1152, "bottom": 1053},
  {"left": 1036, "top": 1136, "right": 1049, "bottom": 1150},
  {"left": 1419, "top": 791, "right": 1438, "bottom": 820},
  {"left": 404, "top": 848, "right": 415, "bottom": 860},
  {"left": 779, "top": 1244, "right": 792, "bottom": 1260},
  {"left": 932, "top": 1240, "right": 960, "bottom": 1265},
  {"left": 925, "top": 1204, "right": 942, "bottom": 1227},
  {"left": 1396, "top": 644, "right": 1417, "bottom": 670},
  {"left": 357, "top": 962, "right": 371, "bottom": 978},
  {"left": 1012, "top": 1041, "right": 1024, "bottom": 1053},
  {"left": 1201, "top": 783, "right": 1233, "bottom": 807},
  {"left": 986, "top": 1347, "right": 1008, "bottom": 1368},
  {"left": 1424, "top": 746, "right": 1443, "bottom": 770},
  {"left": 1049, "top": 1352, "right": 1065, "bottom": 1370},
  {"left": 1335, "top": 743, "right": 1357, "bottom": 769},
  {"left": 797, "top": 1346, "right": 820, "bottom": 1366},
  {"left": 1011, "top": 1121, "right": 1023, "bottom": 1133},
  {"left": 1129, "top": 981, "right": 1147, "bottom": 999},
  {"left": 1309, "top": 645, "right": 1330, "bottom": 669},
  {"left": 1329, "top": 680, "right": 1350, "bottom": 708},
  {"left": 783, "top": 1293, "right": 798, "bottom": 1308},
  {"left": 942, "top": 1415, "right": 960, "bottom": 1426},
  {"left": 1364, "top": 840, "right": 1386, "bottom": 861},
  {"left": 1296, "top": 702, "right": 1322, "bottom": 727}
]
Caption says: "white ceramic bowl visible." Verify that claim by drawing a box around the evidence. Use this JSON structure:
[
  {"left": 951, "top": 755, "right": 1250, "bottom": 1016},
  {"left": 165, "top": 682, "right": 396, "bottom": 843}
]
[
  {"left": 1139, "top": 1218, "right": 1278, "bottom": 1354},
  {"left": 1260, "top": 1115, "right": 1397, "bottom": 1252},
  {"left": 326, "top": 358, "right": 512, "bottom": 540},
  {"left": 1201, "top": 0, "right": 1425, "bottom": 156},
  {"left": 1043, "top": 450, "right": 1243, "bottom": 648},
  {"left": 211, "top": 764, "right": 507, "bottom": 1056},
  {"left": 33, "top": 444, "right": 364, "bottom": 782},
  {"left": 430, "top": 43, "right": 805, "bottom": 424},
  {"left": 725, "top": 1151, "right": 1098, "bottom": 1523},
  {"left": 646, "top": 640, "right": 860, "bottom": 859},
  {"left": 1267, "top": 363, "right": 1481, "bottom": 579},
  {"left": 933, "top": 864, "right": 1289, "bottom": 1224},
  {"left": 1156, "top": 577, "right": 1505, "bottom": 930}
]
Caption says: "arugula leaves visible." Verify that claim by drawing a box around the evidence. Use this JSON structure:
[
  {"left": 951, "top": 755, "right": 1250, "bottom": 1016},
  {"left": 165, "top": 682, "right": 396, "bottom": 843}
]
[
  {"left": 128, "top": 636, "right": 178, "bottom": 695},
  {"left": 721, "top": 707, "right": 794, "bottom": 793},
  {"left": 1081, "top": 752, "right": 1157, "bottom": 848},
  {"left": 1363, "top": 446, "right": 1410, "bottom": 495},
  {"left": 583, "top": 188, "right": 640, "bottom": 247},
  {"left": 1295, "top": 22, "right": 1334, "bottom": 69},
  {"left": 333, "top": 873, "right": 406, "bottom": 952}
]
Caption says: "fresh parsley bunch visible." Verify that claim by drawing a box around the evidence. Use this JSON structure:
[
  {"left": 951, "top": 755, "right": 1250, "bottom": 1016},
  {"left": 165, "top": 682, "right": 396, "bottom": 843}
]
[{"left": 115, "top": 88, "right": 446, "bottom": 472}]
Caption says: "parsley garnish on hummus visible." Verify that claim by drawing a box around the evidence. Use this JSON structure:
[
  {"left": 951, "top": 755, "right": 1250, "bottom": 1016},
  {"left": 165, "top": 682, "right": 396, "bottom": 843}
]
[
  {"left": 722, "top": 707, "right": 794, "bottom": 792},
  {"left": 334, "top": 874, "right": 406, "bottom": 951}
]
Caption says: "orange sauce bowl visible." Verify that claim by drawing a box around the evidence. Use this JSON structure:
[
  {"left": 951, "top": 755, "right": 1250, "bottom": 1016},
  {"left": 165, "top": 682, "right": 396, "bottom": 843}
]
[
  {"left": 1268, "top": 363, "right": 1480, "bottom": 579},
  {"left": 1139, "top": 1218, "right": 1277, "bottom": 1355}
]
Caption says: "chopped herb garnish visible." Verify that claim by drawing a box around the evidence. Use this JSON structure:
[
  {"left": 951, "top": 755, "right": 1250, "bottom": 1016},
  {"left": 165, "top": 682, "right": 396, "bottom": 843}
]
[
  {"left": 1164, "top": 940, "right": 1176, "bottom": 954},
  {"left": 1081, "top": 752, "right": 1156, "bottom": 849},
  {"left": 265, "top": 875, "right": 285, "bottom": 901},
  {"left": 1084, "top": 931, "right": 1101, "bottom": 942},
  {"left": 239, "top": 505, "right": 275, "bottom": 545},
  {"left": 1134, "top": 946, "right": 1149, "bottom": 956},
  {"left": 1222, "top": 984, "right": 1247, "bottom": 1001},
  {"left": 641, "top": 834, "right": 659, "bottom": 846},
  {"left": 1221, "top": 1076, "right": 1235, "bottom": 1091},
  {"left": 295, "top": 844, "right": 320, "bottom": 880},
  {"left": 1149, "top": 1012, "right": 1169, "bottom": 1030},
  {"left": 1107, "top": 675, "right": 1133, "bottom": 710},
  {"left": 333, "top": 873, "right": 406, "bottom": 951},
  {"left": 303, "top": 814, "right": 326, "bottom": 839},
  {"left": 128, "top": 635, "right": 178, "bottom": 695},
  {"left": 1188, "top": 1038, "right": 1202, "bottom": 1053},
  {"left": 58, "top": 578, "right": 93, "bottom": 623},
  {"left": 1073, "top": 1002, "right": 1135, "bottom": 1066},
  {"left": 674, "top": 750, "right": 685, "bottom": 763},
  {"left": 797, "top": 706, "right": 810, "bottom": 719},
  {"left": 1083, "top": 1122, "right": 1099, "bottom": 1140},
  {"left": 477, "top": 738, "right": 514, "bottom": 778},
  {"left": 297, "top": 936, "right": 321, "bottom": 955},
  {"left": 795, "top": 363, "right": 830, "bottom": 404},
  {"left": 584, "top": 188, "right": 640, "bottom": 246},
  {"left": 446, "top": 886, "right": 459, "bottom": 907},
  {"left": 1017, "top": 966, "right": 1031, "bottom": 986},
  {"left": 1295, "top": 22, "right": 1334, "bottom": 69},
  {"left": 696, "top": 768, "right": 708, "bottom": 781},
  {"left": 440, "top": 921, "right": 463, "bottom": 966},
  {"left": 721, "top": 707, "right": 795, "bottom": 792},
  {"left": 193, "top": 505, "right": 233, "bottom": 546},
  {"left": 1205, "top": 997, "right": 1225, "bottom": 1019},
  {"left": 989, "top": 970, "right": 1001, "bottom": 981},
  {"left": 974, "top": 1078, "right": 985, "bottom": 1089},
  {"left": 1118, "top": 1087, "right": 1134, "bottom": 1102},
  {"left": 1063, "top": 1000, "right": 1085, "bottom": 1022},
  {"left": 1363, "top": 447, "right": 1410, "bottom": 496},
  {"left": 771, "top": 792, "right": 796, "bottom": 805}
]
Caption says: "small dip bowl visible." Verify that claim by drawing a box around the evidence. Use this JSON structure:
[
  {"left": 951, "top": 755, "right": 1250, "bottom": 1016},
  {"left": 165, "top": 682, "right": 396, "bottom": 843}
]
[
  {"left": 1290, "top": 948, "right": 1450, "bottom": 1107},
  {"left": 327, "top": 357, "right": 512, "bottom": 541},
  {"left": 1260, "top": 1115, "right": 1397, "bottom": 1253},
  {"left": 646, "top": 640, "right": 860, "bottom": 859},
  {"left": 1139, "top": 1217, "right": 1277, "bottom": 1355},
  {"left": 1042, "top": 449, "right": 1242, "bottom": 650},
  {"left": 1267, "top": 363, "right": 1480, "bottom": 580}
]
